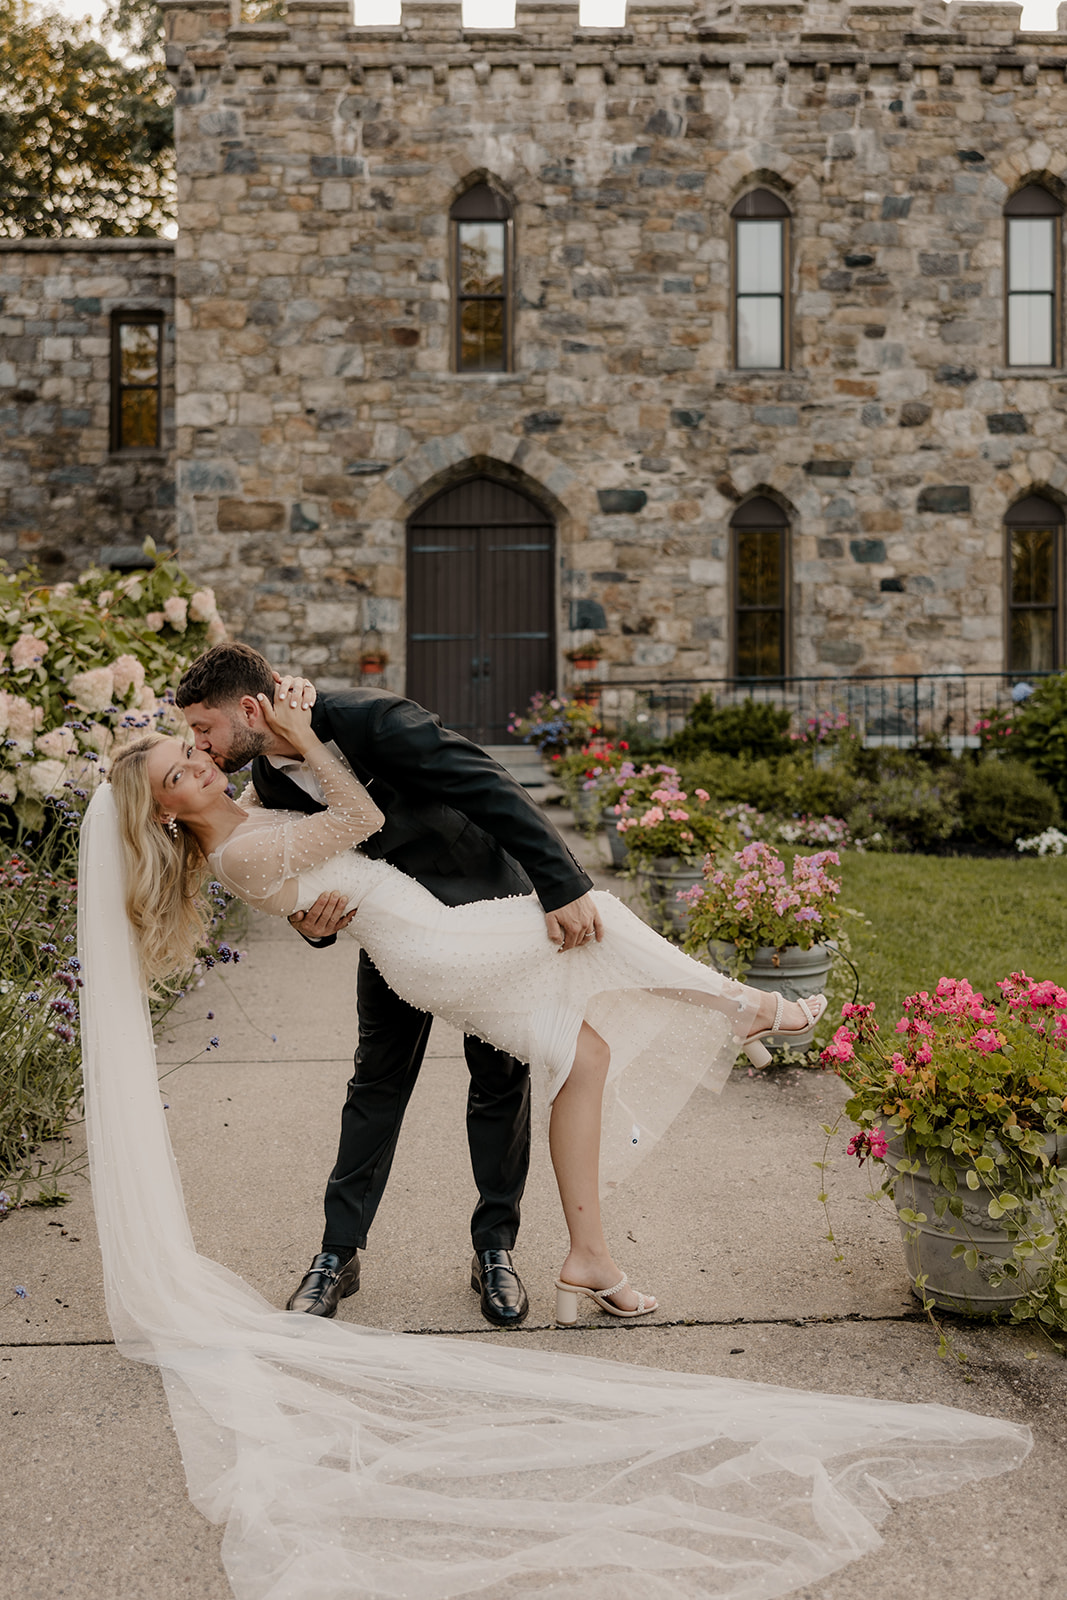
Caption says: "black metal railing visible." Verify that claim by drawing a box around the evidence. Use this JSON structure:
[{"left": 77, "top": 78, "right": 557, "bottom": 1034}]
[{"left": 578, "top": 672, "right": 1054, "bottom": 749}]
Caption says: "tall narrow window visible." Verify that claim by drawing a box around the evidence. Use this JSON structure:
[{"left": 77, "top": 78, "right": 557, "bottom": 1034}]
[
  {"left": 1005, "top": 185, "right": 1062, "bottom": 368},
  {"left": 1006, "top": 495, "right": 1063, "bottom": 672},
  {"left": 111, "top": 312, "right": 163, "bottom": 450},
  {"left": 451, "top": 184, "right": 511, "bottom": 373},
  {"left": 732, "top": 189, "right": 789, "bottom": 370},
  {"left": 732, "top": 496, "right": 789, "bottom": 679}
]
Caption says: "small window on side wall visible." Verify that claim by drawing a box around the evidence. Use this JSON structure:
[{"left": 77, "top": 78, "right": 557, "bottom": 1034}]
[
  {"left": 732, "top": 496, "right": 789, "bottom": 680},
  {"left": 451, "top": 184, "right": 511, "bottom": 374},
  {"left": 732, "top": 189, "right": 790, "bottom": 371},
  {"left": 111, "top": 312, "right": 163, "bottom": 451},
  {"left": 1005, "top": 185, "right": 1062, "bottom": 368},
  {"left": 1006, "top": 494, "right": 1064, "bottom": 672}
]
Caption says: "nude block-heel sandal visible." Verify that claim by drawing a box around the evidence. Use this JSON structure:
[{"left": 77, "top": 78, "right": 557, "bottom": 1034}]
[
  {"left": 742, "top": 993, "right": 828, "bottom": 1068},
  {"left": 554, "top": 1273, "right": 657, "bottom": 1326}
]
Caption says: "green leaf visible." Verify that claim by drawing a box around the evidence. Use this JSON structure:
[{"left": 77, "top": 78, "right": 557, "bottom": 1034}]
[{"left": 965, "top": 1168, "right": 980, "bottom": 1190}]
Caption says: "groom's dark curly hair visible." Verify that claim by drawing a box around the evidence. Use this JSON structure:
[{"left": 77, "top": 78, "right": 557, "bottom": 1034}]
[{"left": 175, "top": 642, "right": 275, "bottom": 710}]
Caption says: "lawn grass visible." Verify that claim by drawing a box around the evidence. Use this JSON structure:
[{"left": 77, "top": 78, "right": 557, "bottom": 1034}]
[{"left": 835, "top": 852, "right": 1067, "bottom": 1023}]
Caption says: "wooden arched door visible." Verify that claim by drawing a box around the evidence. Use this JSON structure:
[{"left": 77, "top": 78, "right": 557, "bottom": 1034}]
[{"left": 407, "top": 477, "right": 556, "bottom": 742}]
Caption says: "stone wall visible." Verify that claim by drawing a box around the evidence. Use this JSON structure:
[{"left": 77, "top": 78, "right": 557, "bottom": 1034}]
[
  {"left": 151, "top": 0, "right": 1067, "bottom": 685},
  {"left": 0, "top": 240, "right": 176, "bottom": 580}
]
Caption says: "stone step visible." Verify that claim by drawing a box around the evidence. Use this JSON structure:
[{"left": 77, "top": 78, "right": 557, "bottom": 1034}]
[{"left": 483, "top": 743, "right": 558, "bottom": 799}]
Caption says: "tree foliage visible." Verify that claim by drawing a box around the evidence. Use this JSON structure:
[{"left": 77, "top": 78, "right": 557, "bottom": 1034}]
[{"left": 0, "top": 0, "right": 173, "bottom": 237}]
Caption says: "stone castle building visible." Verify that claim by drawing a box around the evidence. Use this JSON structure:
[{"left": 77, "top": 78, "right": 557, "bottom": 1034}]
[{"left": 5, "top": 1, "right": 1067, "bottom": 739}]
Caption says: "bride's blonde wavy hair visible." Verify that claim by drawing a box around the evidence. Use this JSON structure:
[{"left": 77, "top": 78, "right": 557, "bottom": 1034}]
[{"left": 109, "top": 734, "right": 210, "bottom": 988}]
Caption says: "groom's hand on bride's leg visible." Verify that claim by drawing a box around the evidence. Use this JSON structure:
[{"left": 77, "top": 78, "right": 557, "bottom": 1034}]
[
  {"left": 544, "top": 893, "right": 604, "bottom": 953},
  {"left": 289, "top": 891, "right": 356, "bottom": 942}
]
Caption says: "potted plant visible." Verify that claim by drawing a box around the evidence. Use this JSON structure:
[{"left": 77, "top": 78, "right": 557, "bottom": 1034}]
[
  {"left": 565, "top": 640, "right": 604, "bottom": 673},
  {"left": 507, "top": 692, "right": 600, "bottom": 760},
  {"left": 680, "top": 840, "right": 841, "bottom": 1000},
  {"left": 555, "top": 742, "right": 631, "bottom": 837},
  {"left": 359, "top": 631, "right": 389, "bottom": 678},
  {"left": 615, "top": 775, "right": 732, "bottom": 935},
  {"left": 821, "top": 973, "right": 1067, "bottom": 1323}
]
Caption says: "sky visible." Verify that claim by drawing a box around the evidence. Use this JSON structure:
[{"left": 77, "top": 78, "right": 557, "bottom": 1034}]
[{"left": 36, "top": 2, "right": 1067, "bottom": 39}]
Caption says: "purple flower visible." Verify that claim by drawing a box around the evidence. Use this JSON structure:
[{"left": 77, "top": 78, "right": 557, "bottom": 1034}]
[
  {"left": 206, "top": 1011, "right": 214, "bottom": 1021},
  {"left": 209, "top": 1036, "right": 220, "bottom": 1049},
  {"left": 14, "top": 1285, "right": 27, "bottom": 1299}
]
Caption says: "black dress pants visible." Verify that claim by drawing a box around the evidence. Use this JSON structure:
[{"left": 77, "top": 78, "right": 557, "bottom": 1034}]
[{"left": 321, "top": 950, "right": 531, "bottom": 1254}]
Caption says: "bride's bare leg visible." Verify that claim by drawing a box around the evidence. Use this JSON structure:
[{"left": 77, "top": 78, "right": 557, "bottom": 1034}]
[{"left": 550, "top": 1022, "right": 656, "bottom": 1315}]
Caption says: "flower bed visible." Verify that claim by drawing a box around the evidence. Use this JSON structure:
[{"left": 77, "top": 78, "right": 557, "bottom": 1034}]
[{"left": 0, "top": 550, "right": 232, "bottom": 1203}]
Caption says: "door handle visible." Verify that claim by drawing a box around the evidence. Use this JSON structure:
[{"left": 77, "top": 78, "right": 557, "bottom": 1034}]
[
  {"left": 482, "top": 656, "right": 491, "bottom": 678},
  {"left": 470, "top": 656, "right": 480, "bottom": 680}
]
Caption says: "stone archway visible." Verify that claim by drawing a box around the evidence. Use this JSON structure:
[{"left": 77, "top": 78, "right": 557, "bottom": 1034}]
[
  {"left": 359, "top": 427, "right": 596, "bottom": 723},
  {"left": 407, "top": 475, "right": 556, "bottom": 743}
]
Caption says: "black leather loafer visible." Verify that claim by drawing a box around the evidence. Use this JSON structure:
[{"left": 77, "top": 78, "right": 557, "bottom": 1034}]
[
  {"left": 471, "top": 1248, "right": 529, "bottom": 1328},
  {"left": 285, "top": 1250, "right": 360, "bottom": 1317}
]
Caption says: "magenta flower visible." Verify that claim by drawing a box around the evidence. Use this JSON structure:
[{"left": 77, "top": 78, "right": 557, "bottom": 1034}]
[{"left": 970, "top": 1028, "right": 1006, "bottom": 1055}]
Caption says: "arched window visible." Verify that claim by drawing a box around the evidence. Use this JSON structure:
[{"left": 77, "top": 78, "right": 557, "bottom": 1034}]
[
  {"left": 1006, "top": 495, "right": 1064, "bottom": 672},
  {"left": 1005, "top": 185, "right": 1063, "bottom": 367},
  {"left": 732, "top": 496, "right": 789, "bottom": 679},
  {"left": 731, "top": 189, "right": 790, "bottom": 370},
  {"left": 451, "top": 184, "right": 511, "bottom": 373}
]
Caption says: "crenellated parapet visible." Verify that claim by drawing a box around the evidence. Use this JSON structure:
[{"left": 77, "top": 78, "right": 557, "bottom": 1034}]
[{"left": 158, "top": 0, "right": 1067, "bottom": 90}]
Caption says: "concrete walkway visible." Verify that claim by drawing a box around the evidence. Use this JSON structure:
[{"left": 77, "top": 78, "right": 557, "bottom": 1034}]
[{"left": 2, "top": 816, "right": 1064, "bottom": 1599}]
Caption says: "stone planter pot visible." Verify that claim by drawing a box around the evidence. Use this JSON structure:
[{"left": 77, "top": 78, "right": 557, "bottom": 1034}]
[
  {"left": 706, "top": 941, "right": 835, "bottom": 1002},
  {"left": 879, "top": 1126, "right": 1061, "bottom": 1317},
  {"left": 570, "top": 788, "right": 604, "bottom": 833},
  {"left": 632, "top": 857, "right": 705, "bottom": 937},
  {"left": 601, "top": 819, "right": 628, "bottom": 869}
]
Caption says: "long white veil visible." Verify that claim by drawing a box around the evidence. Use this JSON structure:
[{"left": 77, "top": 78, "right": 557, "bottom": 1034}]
[{"left": 79, "top": 784, "right": 1030, "bottom": 1600}]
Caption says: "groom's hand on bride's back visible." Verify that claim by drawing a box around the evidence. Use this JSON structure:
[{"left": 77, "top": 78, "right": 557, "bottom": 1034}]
[{"left": 289, "top": 892, "right": 356, "bottom": 942}]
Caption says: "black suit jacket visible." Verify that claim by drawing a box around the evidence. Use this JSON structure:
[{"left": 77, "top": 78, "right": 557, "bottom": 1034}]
[{"left": 251, "top": 690, "right": 593, "bottom": 914}]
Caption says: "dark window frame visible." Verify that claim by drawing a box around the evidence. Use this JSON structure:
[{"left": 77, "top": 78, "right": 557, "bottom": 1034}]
[
  {"left": 1005, "top": 494, "right": 1065, "bottom": 672},
  {"left": 450, "top": 184, "right": 513, "bottom": 374},
  {"left": 110, "top": 310, "right": 164, "bottom": 453},
  {"left": 1004, "top": 184, "right": 1063, "bottom": 369},
  {"left": 731, "top": 188, "right": 791, "bottom": 373},
  {"left": 730, "top": 495, "right": 790, "bottom": 680}
]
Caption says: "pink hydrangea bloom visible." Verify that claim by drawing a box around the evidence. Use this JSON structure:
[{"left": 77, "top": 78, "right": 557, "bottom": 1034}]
[{"left": 162, "top": 595, "right": 189, "bottom": 632}]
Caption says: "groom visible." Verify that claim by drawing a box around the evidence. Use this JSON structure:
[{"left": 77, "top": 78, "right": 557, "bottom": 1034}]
[{"left": 176, "top": 643, "right": 598, "bottom": 1326}]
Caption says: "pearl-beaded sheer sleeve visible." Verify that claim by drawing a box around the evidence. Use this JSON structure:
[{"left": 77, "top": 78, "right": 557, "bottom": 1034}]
[{"left": 208, "top": 743, "right": 384, "bottom": 916}]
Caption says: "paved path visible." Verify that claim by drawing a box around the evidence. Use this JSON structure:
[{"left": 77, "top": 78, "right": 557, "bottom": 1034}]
[{"left": 2, "top": 817, "right": 1064, "bottom": 1599}]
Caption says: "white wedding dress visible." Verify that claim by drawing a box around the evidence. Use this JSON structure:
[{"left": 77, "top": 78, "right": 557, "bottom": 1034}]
[
  {"left": 78, "top": 779, "right": 1030, "bottom": 1600},
  {"left": 206, "top": 743, "right": 766, "bottom": 1189}
]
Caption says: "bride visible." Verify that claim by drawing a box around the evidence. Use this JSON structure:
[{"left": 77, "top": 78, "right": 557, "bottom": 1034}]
[
  {"left": 109, "top": 689, "right": 825, "bottom": 1323},
  {"left": 78, "top": 699, "right": 1030, "bottom": 1600}
]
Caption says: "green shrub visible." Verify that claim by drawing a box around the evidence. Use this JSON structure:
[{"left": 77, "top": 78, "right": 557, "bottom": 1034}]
[
  {"left": 954, "top": 758, "right": 1061, "bottom": 850},
  {"left": 994, "top": 673, "right": 1067, "bottom": 808},
  {"left": 665, "top": 695, "right": 792, "bottom": 760}
]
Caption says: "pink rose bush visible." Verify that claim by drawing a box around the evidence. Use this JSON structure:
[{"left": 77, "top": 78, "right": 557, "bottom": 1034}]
[{"left": 681, "top": 840, "right": 843, "bottom": 960}]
